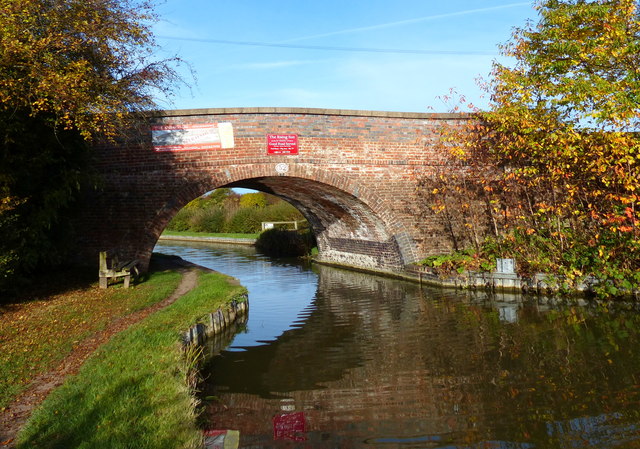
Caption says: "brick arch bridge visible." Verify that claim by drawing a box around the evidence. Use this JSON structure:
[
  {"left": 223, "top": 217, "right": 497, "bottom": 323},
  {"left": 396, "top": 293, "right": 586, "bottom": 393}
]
[{"left": 76, "top": 108, "right": 468, "bottom": 274}]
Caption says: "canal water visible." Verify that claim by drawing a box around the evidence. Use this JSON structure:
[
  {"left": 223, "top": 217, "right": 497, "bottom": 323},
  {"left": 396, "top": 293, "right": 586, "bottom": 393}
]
[{"left": 155, "top": 241, "right": 640, "bottom": 449}]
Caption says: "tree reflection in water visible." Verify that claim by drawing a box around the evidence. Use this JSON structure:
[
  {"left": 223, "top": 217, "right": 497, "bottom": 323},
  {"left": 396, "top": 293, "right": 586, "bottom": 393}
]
[{"left": 156, "top": 242, "right": 640, "bottom": 449}]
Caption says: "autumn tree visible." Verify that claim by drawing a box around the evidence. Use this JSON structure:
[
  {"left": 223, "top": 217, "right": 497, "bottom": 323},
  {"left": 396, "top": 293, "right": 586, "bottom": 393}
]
[
  {"left": 0, "top": 0, "right": 182, "bottom": 292},
  {"left": 239, "top": 192, "right": 268, "bottom": 209},
  {"left": 427, "top": 0, "right": 640, "bottom": 297}
]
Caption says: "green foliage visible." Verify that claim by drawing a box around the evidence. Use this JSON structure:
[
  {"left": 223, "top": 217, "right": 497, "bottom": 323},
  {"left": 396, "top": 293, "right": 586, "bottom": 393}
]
[
  {"left": 203, "top": 188, "right": 233, "bottom": 206},
  {"left": 166, "top": 206, "right": 227, "bottom": 233},
  {"left": 224, "top": 207, "right": 262, "bottom": 234},
  {"left": 239, "top": 192, "right": 267, "bottom": 208},
  {"left": 262, "top": 200, "right": 305, "bottom": 222},
  {"left": 184, "top": 188, "right": 232, "bottom": 210},
  {"left": 419, "top": 248, "right": 493, "bottom": 276},
  {"left": 0, "top": 0, "right": 182, "bottom": 293},
  {"left": 425, "top": 0, "right": 640, "bottom": 298},
  {"left": 0, "top": 113, "right": 94, "bottom": 294},
  {"left": 494, "top": 0, "right": 640, "bottom": 131},
  {"left": 255, "top": 229, "right": 316, "bottom": 257},
  {"left": 190, "top": 208, "right": 226, "bottom": 233},
  {"left": 486, "top": 0, "right": 640, "bottom": 296},
  {"left": 0, "top": 195, "right": 21, "bottom": 286},
  {"left": 166, "top": 191, "right": 306, "bottom": 235},
  {"left": 165, "top": 207, "right": 193, "bottom": 232}
]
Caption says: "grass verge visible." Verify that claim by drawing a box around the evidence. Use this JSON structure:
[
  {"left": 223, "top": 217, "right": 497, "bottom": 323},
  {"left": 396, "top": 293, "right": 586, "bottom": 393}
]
[
  {"left": 161, "top": 230, "right": 259, "bottom": 239},
  {"left": 15, "top": 270, "right": 247, "bottom": 449},
  {"left": 0, "top": 268, "right": 182, "bottom": 409}
]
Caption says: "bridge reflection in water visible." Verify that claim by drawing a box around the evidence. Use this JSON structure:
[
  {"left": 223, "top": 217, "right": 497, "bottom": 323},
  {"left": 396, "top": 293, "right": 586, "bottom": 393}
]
[{"left": 155, "top": 241, "right": 640, "bottom": 449}]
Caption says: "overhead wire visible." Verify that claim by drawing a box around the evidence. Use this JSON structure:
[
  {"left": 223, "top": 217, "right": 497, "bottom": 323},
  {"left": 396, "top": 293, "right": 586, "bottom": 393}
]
[{"left": 157, "top": 35, "right": 497, "bottom": 56}]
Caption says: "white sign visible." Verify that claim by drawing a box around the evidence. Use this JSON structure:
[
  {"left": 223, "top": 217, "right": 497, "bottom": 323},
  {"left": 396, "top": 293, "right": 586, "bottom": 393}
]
[
  {"left": 152, "top": 123, "right": 234, "bottom": 152},
  {"left": 496, "top": 258, "right": 515, "bottom": 274},
  {"left": 275, "top": 163, "right": 289, "bottom": 174}
]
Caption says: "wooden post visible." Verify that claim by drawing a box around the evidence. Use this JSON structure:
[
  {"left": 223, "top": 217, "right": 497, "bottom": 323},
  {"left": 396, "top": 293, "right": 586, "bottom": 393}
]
[{"left": 99, "top": 251, "right": 109, "bottom": 288}]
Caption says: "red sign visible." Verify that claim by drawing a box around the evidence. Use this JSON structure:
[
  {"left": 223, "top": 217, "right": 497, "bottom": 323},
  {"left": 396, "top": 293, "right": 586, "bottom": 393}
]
[{"left": 267, "top": 134, "right": 298, "bottom": 155}]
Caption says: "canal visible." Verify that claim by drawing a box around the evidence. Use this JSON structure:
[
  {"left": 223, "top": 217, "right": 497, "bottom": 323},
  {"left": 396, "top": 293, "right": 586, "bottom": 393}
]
[{"left": 155, "top": 241, "right": 640, "bottom": 449}]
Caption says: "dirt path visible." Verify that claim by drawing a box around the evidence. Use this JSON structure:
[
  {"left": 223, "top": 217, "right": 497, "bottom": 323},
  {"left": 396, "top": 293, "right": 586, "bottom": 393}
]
[{"left": 0, "top": 263, "right": 200, "bottom": 448}]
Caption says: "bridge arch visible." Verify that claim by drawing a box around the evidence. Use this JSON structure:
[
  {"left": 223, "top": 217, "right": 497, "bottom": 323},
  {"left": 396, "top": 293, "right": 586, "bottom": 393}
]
[
  {"left": 76, "top": 108, "right": 470, "bottom": 275},
  {"left": 148, "top": 165, "right": 416, "bottom": 273}
]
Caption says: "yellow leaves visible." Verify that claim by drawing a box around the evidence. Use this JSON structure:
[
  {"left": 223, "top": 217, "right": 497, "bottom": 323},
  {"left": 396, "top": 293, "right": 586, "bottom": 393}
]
[
  {"left": 0, "top": 195, "right": 25, "bottom": 213},
  {"left": 0, "top": 0, "right": 176, "bottom": 140}
]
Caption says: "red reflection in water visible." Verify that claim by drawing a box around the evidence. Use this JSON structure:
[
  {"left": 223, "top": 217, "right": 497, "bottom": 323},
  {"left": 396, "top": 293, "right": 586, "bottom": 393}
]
[{"left": 273, "top": 412, "right": 306, "bottom": 441}]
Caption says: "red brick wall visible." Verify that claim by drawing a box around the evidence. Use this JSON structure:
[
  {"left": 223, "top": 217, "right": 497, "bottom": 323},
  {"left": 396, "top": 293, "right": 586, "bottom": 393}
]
[{"left": 76, "top": 108, "right": 469, "bottom": 273}]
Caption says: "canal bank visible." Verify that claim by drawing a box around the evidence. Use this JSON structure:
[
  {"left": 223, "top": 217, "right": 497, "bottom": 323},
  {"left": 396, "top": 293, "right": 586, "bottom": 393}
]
[
  {"left": 163, "top": 229, "right": 640, "bottom": 300},
  {"left": 158, "top": 234, "right": 257, "bottom": 246},
  {"left": 313, "top": 258, "right": 609, "bottom": 300},
  {"left": 160, "top": 232, "right": 614, "bottom": 298},
  {"left": 5, "top": 256, "right": 247, "bottom": 449}
]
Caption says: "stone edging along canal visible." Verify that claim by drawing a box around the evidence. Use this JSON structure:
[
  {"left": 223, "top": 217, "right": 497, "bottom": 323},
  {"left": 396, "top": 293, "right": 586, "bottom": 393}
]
[
  {"left": 160, "top": 234, "right": 637, "bottom": 298},
  {"left": 158, "top": 234, "right": 257, "bottom": 245},
  {"left": 182, "top": 295, "right": 249, "bottom": 347},
  {"left": 312, "top": 259, "right": 639, "bottom": 299}
]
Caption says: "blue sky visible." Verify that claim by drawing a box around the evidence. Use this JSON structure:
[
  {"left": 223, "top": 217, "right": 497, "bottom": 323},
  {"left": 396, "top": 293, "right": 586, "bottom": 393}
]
[{"left": 153, "top": 1, "right": 536, "bottom": 113}]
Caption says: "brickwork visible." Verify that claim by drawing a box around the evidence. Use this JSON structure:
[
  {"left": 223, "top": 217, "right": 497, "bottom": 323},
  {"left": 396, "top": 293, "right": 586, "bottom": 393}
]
[{"left": 76, "top": 108, "right": 469, "bottom": 273}]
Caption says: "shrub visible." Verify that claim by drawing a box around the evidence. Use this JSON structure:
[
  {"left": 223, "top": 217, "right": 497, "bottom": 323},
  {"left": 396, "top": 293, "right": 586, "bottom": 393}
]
[
  {"left": 165, "top": 193, "right": 306, "bottom": 235},
  {"left": 165, "top": 208, "right": 195, "bottom": 232},
  {"left": 255, "top": 229, "right": 316, "bottom": 257},
  {"left": 190, "top": 207, "right": 225, "bottom": 233},
  {"left": 239, "top": 192, "right": 267, "bottom": 208},
  {"left": 224, "top": 207, "right": 264, "bottom": 234},
  {"left": 261, "top": 201, "right": 304, "bottom": 222}
]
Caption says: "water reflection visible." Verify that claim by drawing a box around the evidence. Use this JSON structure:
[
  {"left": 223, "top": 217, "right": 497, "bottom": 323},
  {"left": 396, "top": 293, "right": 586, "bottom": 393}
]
[
  {"left": 155, "top": 241, "right": 317, "bottom": 348},
  {"left": 155, "top": 242, "right": 640, "bottom": 448}
]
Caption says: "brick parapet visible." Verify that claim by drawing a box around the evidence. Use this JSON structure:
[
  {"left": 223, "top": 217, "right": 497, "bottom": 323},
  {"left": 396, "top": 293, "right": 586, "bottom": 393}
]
[{"left": 154, "top": 107, "right": 471, "bottom": 120}]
